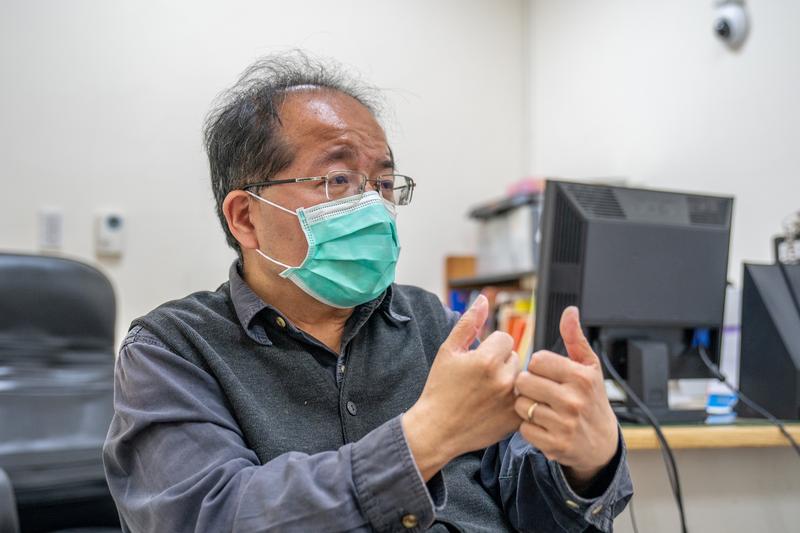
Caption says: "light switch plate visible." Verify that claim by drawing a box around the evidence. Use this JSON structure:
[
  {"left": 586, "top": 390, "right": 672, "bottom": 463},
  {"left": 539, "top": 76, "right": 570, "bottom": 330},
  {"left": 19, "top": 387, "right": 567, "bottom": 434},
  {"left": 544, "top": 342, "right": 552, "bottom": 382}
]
[{"left": 38, "top": 206, "right": 63, "bottom": 251}]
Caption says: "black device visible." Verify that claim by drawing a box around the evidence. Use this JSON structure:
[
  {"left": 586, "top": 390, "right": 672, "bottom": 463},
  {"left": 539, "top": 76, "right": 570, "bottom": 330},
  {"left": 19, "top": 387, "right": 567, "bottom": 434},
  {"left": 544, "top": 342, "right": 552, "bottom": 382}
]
[
  {"left": 533, "top": 179, "right": 733, "bottom": 423},
  {"left": 738, "top": 263, "right": 800, "bottom": 420}
]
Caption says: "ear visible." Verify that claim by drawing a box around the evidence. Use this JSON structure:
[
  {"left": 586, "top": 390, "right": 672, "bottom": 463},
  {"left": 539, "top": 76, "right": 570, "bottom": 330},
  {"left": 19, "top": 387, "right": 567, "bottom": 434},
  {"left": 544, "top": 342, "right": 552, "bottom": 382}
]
[{"left": 223, "top": 190, "right": 260, "bottom": 250}]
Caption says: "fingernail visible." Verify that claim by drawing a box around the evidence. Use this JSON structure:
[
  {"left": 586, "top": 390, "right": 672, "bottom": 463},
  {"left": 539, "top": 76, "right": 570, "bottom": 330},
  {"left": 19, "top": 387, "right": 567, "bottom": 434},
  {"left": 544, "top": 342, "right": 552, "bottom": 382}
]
[{"left": 470, "top": 294, "right": 486, "bottom": 311}]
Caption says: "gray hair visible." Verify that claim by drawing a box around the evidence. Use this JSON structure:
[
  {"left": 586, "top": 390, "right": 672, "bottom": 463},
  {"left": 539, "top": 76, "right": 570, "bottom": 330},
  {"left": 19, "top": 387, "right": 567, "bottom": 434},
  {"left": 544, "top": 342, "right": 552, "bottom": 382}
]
[{"left": 202, "top": 51, "right": 382, "bottom": 253}]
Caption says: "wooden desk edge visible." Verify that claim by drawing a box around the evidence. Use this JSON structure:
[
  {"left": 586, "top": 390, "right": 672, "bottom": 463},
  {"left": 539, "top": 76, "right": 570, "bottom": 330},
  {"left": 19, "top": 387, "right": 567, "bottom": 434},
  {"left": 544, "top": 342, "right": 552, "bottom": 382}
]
[{"left": 622, "top": 423, "right": 800, "bottom": 450}]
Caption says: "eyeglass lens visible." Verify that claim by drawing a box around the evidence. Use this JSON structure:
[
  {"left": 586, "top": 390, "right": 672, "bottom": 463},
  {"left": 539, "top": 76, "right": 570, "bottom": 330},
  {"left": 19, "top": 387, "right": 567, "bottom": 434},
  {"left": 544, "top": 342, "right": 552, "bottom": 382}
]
[{"left": 325, "top": 171, "right": 413, "bottom": 205}]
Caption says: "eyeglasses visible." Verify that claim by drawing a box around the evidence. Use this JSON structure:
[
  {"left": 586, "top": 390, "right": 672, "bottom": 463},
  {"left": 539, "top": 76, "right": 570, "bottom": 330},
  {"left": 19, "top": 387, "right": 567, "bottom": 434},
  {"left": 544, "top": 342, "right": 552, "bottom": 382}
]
[{"left": 243, "top": 170, "right": 416, "bottom": 206}]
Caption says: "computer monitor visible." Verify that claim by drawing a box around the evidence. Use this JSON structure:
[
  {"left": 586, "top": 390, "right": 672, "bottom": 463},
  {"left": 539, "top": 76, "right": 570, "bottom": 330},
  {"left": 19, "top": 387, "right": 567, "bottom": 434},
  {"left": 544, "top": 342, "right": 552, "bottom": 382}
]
[
  {"left": 534, "top": 179, "right": 733, "bottom": 422},
  {"left": 739, "top": 263, "right": 800, "bottom": 420}
]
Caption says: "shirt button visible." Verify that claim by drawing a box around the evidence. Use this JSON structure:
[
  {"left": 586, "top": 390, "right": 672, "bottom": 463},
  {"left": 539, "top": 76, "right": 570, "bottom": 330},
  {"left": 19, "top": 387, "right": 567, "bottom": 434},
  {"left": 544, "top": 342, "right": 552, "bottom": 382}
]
[
  {"left": 401, "top": 514, "right": 418, "bottom": 529},
  {"left": 565, "top": 499, "right": 580, "bottom": 510},
  {"left": 275, "top": 317, "right": 286, "bottom": 328},
  {"left": 346, "top": 401, "right": 358, "bottom": 416},
  {"left": 591, "top": 505, "right": 604, "bottom": 515}
]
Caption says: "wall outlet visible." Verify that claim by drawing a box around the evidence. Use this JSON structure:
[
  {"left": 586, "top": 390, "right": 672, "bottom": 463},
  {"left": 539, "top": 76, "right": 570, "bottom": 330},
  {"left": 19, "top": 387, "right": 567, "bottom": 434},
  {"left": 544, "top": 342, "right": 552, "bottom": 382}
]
[{"left": 95, "top": 210, "right": 125, "bottom": 257}]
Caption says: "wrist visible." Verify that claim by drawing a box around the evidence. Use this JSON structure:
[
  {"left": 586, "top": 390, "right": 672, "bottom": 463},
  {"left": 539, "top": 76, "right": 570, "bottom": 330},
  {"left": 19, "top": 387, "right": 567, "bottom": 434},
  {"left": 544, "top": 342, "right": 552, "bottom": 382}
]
[
  {"left": 562, "top": 437, "right": 620, "bottom": 496},
  {"left": 562, "top": 463, "right": 603, "bottom": 494},
  {"left": 401, "top": 405, "right": 457, "bottom": 481}
]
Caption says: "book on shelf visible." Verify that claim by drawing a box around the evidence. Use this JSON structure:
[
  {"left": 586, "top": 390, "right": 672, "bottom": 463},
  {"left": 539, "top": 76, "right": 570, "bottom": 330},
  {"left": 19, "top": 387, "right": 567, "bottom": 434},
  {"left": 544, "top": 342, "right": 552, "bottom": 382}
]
[{"left": 447, "top": 287, "right": 535, "bottom": 368}]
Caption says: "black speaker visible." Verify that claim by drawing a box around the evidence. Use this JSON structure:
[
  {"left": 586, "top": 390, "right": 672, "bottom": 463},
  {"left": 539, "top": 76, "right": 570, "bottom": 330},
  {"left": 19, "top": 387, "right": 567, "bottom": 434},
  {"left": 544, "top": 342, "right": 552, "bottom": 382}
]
[{"left": 738, "top": 263, "right": 800, "bottom": 420}]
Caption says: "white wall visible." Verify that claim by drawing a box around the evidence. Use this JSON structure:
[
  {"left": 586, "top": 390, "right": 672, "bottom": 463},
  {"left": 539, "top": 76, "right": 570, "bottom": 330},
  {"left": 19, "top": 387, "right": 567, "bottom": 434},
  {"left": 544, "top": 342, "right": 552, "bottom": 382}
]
[
  {"left": 527, "top": 0, "right": 800, "bottom": 285},
  {"left": 0, "top": 0, "right": 527, "bottom": 345},
  {"left": 526, "top": 2, "right": 800, "bottom": 532}
]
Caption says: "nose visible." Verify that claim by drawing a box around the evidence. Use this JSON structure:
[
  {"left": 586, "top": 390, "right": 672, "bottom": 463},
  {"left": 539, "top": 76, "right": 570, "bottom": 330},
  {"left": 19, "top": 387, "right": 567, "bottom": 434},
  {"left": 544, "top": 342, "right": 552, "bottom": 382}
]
[{"left": 364, "top": 179, "right": 380, "bottom": 193}]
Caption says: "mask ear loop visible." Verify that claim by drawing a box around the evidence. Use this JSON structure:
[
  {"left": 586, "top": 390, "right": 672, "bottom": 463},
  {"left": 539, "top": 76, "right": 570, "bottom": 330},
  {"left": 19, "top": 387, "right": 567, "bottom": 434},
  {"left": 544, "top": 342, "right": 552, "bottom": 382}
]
[
  {"left": 246, "top": 190, "right": 298, "bottom": 270},
  {"left": 254, "top": 248, "right": 293, "bottom": 270},
  {"left": 382, "top": 196, "right": 398, "bottom": 218}
]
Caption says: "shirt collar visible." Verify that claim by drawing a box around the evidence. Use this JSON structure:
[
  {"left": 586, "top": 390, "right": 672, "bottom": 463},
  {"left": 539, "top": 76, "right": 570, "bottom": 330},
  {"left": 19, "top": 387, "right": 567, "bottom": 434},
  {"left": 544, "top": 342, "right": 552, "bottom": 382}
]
[
  {"left": 378, "top": 284, "right": 411, "bottom": 325},
  {"left": 229, "top": 261, "right": 274, "bottom": 345},
  {"left": 228, "top": 260, "right": 410, "bottom": 347}
]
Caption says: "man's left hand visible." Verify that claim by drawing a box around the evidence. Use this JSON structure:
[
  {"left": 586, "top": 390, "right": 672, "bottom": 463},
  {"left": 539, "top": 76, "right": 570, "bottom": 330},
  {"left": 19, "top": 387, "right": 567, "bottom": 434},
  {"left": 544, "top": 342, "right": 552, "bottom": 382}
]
[{"left": 514, "top": 306, "right": 619, "bottom": 490}]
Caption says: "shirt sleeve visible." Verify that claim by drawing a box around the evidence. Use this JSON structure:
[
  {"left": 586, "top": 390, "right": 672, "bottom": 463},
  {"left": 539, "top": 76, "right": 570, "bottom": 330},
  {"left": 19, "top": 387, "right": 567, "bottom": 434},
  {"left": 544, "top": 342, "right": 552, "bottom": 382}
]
[
  {"left": 480, "top": 430, "right": 633, "bottom": 533},
  {"left": 102, "top": 331, "right": 442, "bottom": 533}
]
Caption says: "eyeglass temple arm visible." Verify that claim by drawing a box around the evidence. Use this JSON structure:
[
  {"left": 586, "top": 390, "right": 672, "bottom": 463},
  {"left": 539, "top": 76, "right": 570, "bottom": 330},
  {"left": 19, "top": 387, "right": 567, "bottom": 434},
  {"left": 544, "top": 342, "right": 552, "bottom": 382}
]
[{"left": 244, "top": 176, "right": 326, "bottom": 189}]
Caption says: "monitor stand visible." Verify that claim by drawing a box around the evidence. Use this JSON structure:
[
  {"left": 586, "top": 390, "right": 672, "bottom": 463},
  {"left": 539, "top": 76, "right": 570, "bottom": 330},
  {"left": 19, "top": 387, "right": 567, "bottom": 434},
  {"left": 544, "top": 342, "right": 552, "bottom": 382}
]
[
  {"left": 616, "top": 339, "right": 707, "bottom": 424},
  {"left": 613, "top": 406, "right": 707, "bottom": 424}
]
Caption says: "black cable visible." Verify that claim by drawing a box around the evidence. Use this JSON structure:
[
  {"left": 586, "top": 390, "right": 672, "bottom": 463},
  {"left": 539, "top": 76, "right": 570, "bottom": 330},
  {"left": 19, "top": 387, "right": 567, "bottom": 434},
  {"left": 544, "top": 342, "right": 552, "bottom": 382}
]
[
  {"left": 594, "top": 342, "right": 689, "bottom": 533},
  {"left": 629, "top": 496, "right": 640, "bottom": 533},
  {"left": 555, "top": 337, "right": 681, "bottom": 516},
  {"left": 596, "top": 347, "right": 681, "bottom": 506},
  {"left": 697, "top": 345, "right": 800, "bottom": 457}
]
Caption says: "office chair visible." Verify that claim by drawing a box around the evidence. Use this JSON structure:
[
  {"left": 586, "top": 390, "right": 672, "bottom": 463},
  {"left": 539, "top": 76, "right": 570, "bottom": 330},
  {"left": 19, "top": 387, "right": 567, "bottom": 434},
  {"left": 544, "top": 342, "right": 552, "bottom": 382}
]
[{"left": 0, "top": 253, "right": 120, "bottom": 533}]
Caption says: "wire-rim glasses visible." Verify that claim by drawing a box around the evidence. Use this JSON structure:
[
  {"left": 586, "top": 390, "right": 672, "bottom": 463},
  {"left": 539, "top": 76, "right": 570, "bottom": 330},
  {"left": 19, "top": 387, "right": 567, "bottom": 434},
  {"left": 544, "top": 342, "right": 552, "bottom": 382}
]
[{"left": 243, "top": 170, "right": 415, "bottom": 206}]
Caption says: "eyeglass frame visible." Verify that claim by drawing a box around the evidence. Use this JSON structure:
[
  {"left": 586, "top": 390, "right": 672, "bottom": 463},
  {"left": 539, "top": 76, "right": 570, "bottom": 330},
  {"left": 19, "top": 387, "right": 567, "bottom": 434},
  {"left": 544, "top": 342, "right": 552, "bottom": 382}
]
[{"left": 242, "top": 170, "right": 416, "bottom": 206}]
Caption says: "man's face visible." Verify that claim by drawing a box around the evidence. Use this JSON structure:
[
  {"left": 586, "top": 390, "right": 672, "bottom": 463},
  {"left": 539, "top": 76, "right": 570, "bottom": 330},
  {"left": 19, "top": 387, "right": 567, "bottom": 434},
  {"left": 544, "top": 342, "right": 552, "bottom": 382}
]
[{"left": 249, "top": 89, "right": 393, "bottom": 271}]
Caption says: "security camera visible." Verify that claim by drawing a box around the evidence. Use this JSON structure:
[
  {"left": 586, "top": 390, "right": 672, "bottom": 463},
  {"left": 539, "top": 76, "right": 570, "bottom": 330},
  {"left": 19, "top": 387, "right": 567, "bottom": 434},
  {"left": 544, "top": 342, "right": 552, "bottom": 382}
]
[{"left": 714, "top": 1, "right": 749, "bottom": 49}]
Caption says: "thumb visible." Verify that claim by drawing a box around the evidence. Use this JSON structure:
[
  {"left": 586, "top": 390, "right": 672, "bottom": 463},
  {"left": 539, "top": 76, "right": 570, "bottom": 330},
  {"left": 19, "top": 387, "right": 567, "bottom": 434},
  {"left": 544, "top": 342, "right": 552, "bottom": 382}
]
[
  {"left": 445, "top": 294, "right": 489, "bottom": 351},
  {"left": 559, "top": 306, "right": 598, "bottom": 366}
]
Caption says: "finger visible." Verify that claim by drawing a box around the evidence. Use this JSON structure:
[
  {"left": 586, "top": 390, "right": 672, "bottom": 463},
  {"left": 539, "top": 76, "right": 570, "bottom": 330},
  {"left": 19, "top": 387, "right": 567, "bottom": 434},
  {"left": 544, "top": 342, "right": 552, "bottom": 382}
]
[
  {"left": 514, "top": 397, "right": 563, "bottom": 431},
  {"left": 559, "top": 306, "right": 598, "bottom": 366},
  {"left": 444, "top": 294, "right": 489, "bottom": 351},
  {"left": 514, "top": 396, "right": 541, "bottom": 423},
  {"left": 477, "top": 330, "right": 514, "bottom": 362},
  {"left": 518, "top": 419, "right": 559, "bottom": 457},
  {"left": 515, "top": 371, "right": 565, "bottom": 409},
  {"left": 501, "top": 349, "right": 522, "bottom": 383},
  {"left": 528, "top": 350, "right": 581, "bottom": 384},
  {"left": 507, "top": 350, "right": 519, "bottom": 365}
]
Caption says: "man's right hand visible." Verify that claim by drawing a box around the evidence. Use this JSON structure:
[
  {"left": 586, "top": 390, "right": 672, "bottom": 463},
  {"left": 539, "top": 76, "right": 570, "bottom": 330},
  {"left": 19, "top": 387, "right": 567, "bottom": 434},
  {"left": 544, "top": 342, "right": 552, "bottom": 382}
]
[{"left": 402, "top": 295, "right": 521, "bottom": 481}]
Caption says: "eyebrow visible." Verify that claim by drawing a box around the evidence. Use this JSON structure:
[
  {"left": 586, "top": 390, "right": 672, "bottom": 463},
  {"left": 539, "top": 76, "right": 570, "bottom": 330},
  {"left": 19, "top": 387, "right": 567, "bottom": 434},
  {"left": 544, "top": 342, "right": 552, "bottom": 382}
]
[
  {"left": 386, "top": 146, "right": 396, "bottom": 171},
  {"left": 378, "top": 157, "right": 394, "bottom": 171}
]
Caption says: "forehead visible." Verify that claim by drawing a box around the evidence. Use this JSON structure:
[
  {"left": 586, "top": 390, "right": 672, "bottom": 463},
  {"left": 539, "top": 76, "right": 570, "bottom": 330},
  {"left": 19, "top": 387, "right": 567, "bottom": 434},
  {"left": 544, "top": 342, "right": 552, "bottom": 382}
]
[{"left": 277, "top": 89, "right": 389, "bottom": 160}]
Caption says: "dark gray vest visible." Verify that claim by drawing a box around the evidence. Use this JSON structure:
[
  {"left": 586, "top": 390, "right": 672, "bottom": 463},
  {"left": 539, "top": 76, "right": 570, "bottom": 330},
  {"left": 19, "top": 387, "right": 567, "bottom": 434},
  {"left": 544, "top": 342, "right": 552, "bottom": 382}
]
[{"left": 132, "top": 283, "right": 510, "bottom": 532}]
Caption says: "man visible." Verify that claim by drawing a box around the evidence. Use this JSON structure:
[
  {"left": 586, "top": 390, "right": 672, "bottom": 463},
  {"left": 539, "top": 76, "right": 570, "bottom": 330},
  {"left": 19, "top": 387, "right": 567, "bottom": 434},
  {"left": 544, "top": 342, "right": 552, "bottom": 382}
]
[{"left": 103, "top": 53, "right": 632, "bottom": 532}]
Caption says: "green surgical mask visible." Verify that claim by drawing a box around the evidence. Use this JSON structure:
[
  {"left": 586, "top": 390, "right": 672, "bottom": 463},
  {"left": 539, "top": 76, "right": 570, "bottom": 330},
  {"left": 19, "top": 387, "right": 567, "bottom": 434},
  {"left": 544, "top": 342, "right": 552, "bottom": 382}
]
[{"left": 247, "top": 190, "right": 400, "bottom": 308}]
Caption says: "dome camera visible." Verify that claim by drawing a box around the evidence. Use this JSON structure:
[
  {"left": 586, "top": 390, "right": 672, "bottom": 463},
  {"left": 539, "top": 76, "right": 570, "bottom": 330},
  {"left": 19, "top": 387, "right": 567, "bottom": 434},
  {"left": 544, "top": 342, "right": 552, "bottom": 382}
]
[{"left": 714, "top": 1, "right": 749, "bottom": 49}]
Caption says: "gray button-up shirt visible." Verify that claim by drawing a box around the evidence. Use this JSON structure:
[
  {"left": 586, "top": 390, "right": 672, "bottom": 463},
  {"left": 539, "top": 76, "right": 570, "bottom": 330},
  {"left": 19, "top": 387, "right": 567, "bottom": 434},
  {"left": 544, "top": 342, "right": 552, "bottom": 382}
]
[{"left": 103, "top": 262, "right": 632, "bottom": 532}]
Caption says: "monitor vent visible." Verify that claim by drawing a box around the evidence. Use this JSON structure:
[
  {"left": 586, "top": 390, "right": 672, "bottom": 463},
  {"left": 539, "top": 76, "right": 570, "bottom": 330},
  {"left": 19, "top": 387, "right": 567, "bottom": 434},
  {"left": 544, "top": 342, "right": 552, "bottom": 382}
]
[
  {"left": 567, "top": 184, "right": 625, "bottom": 218},
  {"left": 545, "top": 292, "right": 578, "bottom": 350},
  {"left": 687, "top": 197, "right": 728, "bottom": 226},
  {"left": 553, "top": 190, "right": 584, "bottom": 264}
]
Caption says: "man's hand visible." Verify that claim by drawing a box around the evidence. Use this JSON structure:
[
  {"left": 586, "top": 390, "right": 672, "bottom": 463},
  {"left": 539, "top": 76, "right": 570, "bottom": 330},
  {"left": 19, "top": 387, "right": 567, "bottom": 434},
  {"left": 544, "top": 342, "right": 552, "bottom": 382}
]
[
  {"left": 402, "top": 295, "right": 521, "bottom": 481},
  {"left": 514, "top": 306, "right": 619, "bottom": 491}
]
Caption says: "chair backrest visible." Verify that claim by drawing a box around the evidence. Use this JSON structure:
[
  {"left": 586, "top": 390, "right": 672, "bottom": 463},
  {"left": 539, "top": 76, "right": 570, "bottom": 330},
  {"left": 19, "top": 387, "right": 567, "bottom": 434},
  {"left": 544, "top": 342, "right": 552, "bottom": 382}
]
[
  {"left": 0, "top": 253, "right": 115, "bottom": 350},
  {"left": 0, "top": 253, "right": 116, "bottom": 501}
]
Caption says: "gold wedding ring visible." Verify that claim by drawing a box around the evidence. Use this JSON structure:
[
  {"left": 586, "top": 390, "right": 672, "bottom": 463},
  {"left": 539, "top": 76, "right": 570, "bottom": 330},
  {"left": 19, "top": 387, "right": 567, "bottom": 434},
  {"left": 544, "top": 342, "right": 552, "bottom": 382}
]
[{"left": 526, "top": 401, "right": 539, "bottom": 424}]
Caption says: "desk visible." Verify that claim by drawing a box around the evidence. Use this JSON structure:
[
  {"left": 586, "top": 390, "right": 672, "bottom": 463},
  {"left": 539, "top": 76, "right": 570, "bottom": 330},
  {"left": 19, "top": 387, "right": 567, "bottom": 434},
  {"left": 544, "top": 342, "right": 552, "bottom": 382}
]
[
  {"left": 622, "top": 422, "right": 800, "bottom": 450},
  {"left": 615, "top": 422, "right": 800, "bottom": 533}
]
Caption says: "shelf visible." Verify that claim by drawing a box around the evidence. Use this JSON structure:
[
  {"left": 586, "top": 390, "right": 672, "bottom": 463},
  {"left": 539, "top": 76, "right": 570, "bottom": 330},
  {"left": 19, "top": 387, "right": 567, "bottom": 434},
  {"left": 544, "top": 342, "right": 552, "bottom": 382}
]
[
  {"left": 622, "top": 422, "right": 800, "bottom": 450},
  {"left": 448, "top": 270, "right": 536, "bottom": 289}
]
